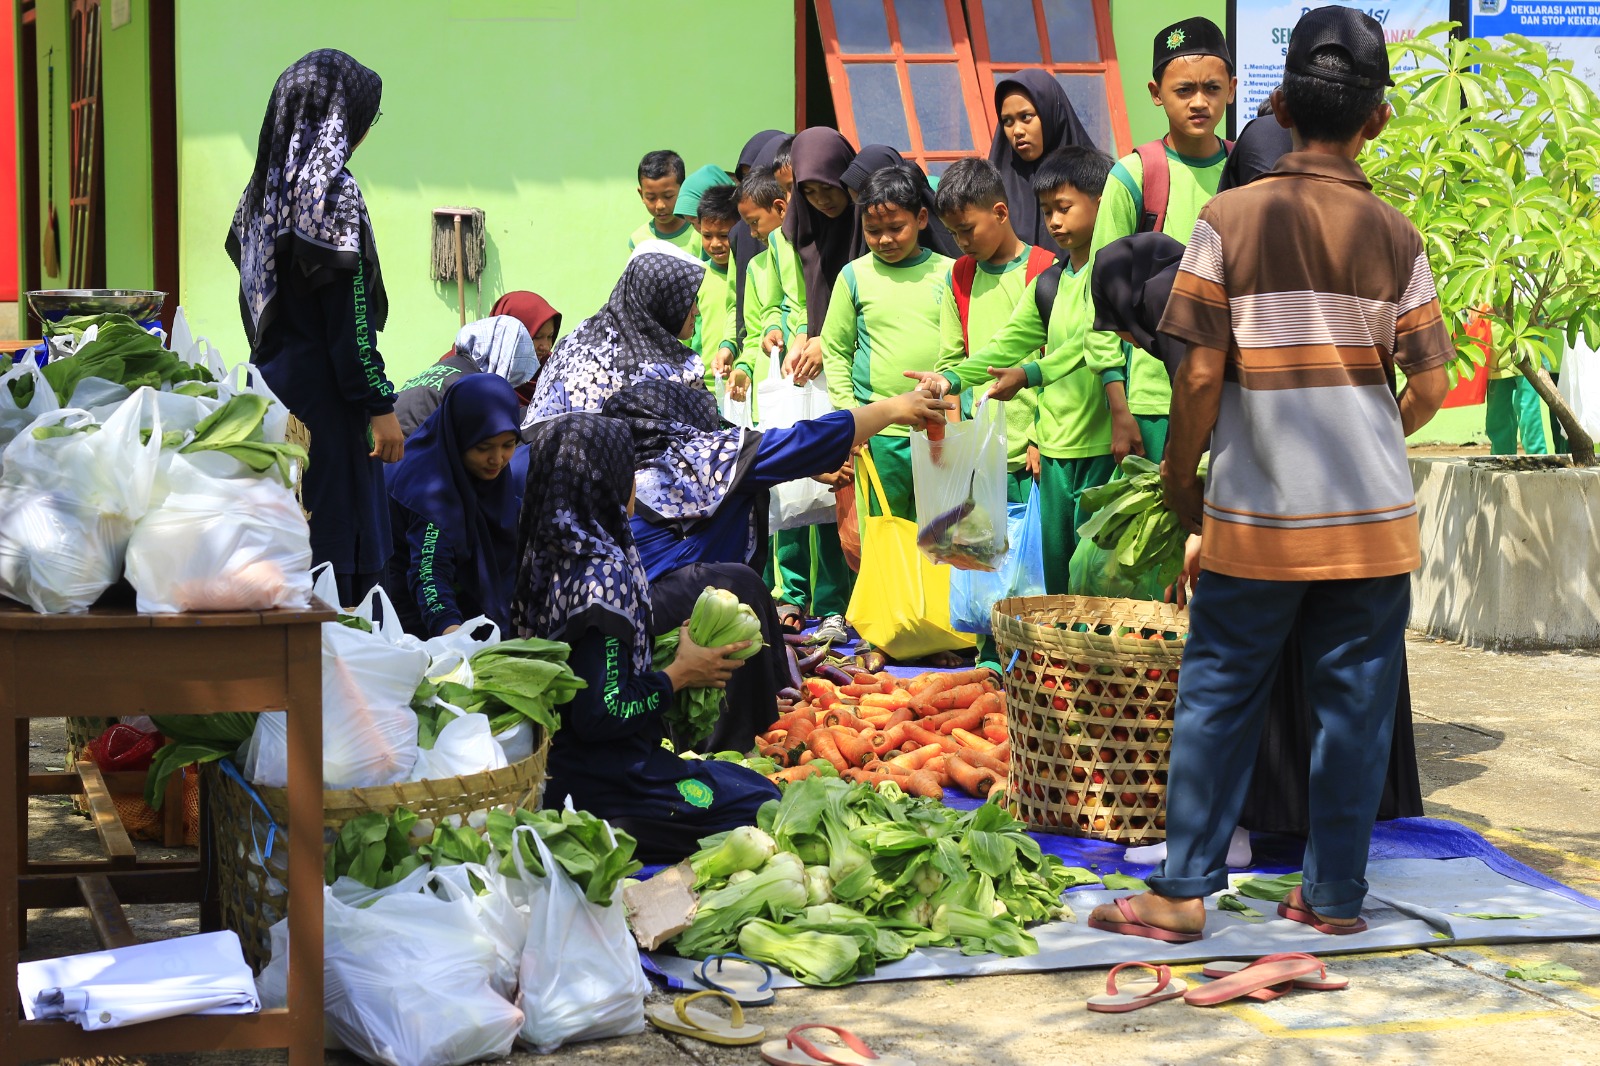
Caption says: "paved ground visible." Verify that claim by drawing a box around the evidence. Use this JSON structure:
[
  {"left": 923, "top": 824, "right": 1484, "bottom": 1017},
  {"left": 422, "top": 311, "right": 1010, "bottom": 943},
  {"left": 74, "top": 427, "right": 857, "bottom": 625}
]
[{"left": 27, "top": 632, "right": 1600, "bottom": 1066}]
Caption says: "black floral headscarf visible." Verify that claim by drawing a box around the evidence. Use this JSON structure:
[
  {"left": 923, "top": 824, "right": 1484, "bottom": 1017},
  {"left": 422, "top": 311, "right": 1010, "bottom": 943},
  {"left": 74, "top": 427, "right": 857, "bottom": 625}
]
[{"left": 227, "top": 49, "right": 388, "bottom": 347}]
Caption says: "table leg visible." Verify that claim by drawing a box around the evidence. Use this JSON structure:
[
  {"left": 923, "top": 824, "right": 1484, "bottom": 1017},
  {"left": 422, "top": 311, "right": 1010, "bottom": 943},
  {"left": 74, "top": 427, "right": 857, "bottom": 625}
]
[
  {"left": 283, "top": 623, "right": 324, "bottom": 1066},
  {"left": 11, "top": 717, "right": 25, "bottom": 950},
  {"left": 2, "top": 670, "right": 19, "bottom": 1038}
]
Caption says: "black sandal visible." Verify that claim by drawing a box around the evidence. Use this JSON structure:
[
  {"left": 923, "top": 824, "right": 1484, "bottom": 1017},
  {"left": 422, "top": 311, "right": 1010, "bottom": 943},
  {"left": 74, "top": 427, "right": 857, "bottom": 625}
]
[{"left": 777, "top": 604, "right": 805, "bottom": 634}]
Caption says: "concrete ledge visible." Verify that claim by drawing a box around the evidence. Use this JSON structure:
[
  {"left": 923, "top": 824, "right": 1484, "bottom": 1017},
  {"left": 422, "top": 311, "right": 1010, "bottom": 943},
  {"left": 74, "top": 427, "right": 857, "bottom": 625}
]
[{"left": 1410, "top": 457, "right": 1600, "bottom": 650}]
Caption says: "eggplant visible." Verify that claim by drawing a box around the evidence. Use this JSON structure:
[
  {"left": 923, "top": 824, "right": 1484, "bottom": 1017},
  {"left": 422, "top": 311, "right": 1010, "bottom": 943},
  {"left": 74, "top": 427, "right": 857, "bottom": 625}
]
[
  {"left": 777, "top": 686, "right": 804, "bottom": 703},
  {"left": 782, "top": 632, "right": 811, "bottom": 647},
  {"left": 783, "top": 646, "right": 805, "bottom": 690},
  {"left": 815, "top": 663, "right": 854, "bottom": 687},
  {"left": 858, "top": 650, "right": 887, "bottom": 674},
  {"left": 796, "top": 645, "right": 829, "bottom": 674}
]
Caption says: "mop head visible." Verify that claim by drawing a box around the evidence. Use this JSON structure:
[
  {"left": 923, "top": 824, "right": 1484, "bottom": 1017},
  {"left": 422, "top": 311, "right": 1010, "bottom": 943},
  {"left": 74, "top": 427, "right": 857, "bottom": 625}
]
[{"left": 431, "top": 207, "right": 486, "bottom": 283}]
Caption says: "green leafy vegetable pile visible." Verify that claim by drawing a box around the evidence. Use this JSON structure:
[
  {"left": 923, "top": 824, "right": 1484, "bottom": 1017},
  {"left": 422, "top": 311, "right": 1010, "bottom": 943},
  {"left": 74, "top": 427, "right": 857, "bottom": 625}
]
[
  {"left": 651, "top": 587, "right": 763, "bottom": 746},
  {"left": 1076, "top": 454, "right": 1203, "bottom": 592},
  {"left": 325, "top": 808, "right": 427, "bottom": 889},
  {"left": 10, "top": 314, "right": 213, "bottom": 407},
  {"left": 669, "top": 776, "right": 1077, "bottom": 985},
  {"left": 414, "top": 638, "right": 584, "bottom": 745},
  {"left": 173, "top": 394, "right": 306, "bottom": 486},
  {"left": 143, "top": 713, "right": 259, "bottom": 808},
  {"left": 485, "top": 807, "right": 642, "bottom": 906}
]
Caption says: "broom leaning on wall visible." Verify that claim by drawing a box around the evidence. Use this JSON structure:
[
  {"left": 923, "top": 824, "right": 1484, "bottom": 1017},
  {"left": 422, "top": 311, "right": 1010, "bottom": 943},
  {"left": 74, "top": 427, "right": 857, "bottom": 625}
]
[{"left": 432, "top": 207, "right": 487, "bottom": 326}]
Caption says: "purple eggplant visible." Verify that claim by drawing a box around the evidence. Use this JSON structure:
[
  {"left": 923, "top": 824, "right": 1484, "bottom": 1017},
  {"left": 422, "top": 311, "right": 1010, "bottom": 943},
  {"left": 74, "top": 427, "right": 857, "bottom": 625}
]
[
  {"left": 783, "top": 646, "right": 805, "bottom": 691},
  {"left": 815, "top": 663, "right": 854, "bottom": 687},
  {"left": 782, "top": 632, "right": 811, "bottom": 647},
  {"left": 778, "top": 686, "right": 804, "bottom": 703},
  {"left": 796, "top": 645, "right": 830, "bottom": 675}
]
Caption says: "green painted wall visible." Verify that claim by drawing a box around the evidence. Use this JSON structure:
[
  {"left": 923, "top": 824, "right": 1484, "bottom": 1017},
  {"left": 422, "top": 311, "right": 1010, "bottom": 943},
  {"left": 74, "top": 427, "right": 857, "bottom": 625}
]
[
  {"left": 1111, "top": 0, "right": 1228, "bottom": 149},
  {"left": 174, "top": 0, "right": 794, "bottom": 382},
  {"left": 101, "top": 0, "right": 153, "bottom": 287}
]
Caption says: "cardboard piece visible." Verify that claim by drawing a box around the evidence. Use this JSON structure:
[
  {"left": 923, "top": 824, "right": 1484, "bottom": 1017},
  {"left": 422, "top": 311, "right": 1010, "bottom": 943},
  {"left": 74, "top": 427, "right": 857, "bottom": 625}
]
[{"left": 623, "top": 862, "right": 698, "bottom": 951}]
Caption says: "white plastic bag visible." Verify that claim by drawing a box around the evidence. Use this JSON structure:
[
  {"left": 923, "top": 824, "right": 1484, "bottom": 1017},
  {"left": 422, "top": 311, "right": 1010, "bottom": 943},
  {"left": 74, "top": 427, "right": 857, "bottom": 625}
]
[
  {"left": 125, "top": 452, "right": 312, "bottom": 613},
  {"left": 261, "top": 885, "right": 521, "bottom": 1066},
  {"left": 0, "top": 486, "right": 131, "bottom": 613},
  {"left": 910, "top": 398, "right": 1010, "bottom": 571},
  {"left": 244, "top": 585, "right": 426, "bottom": 789},
  {"left": 0, "top": 359, "right": 58, "bottom": 448},
  {"left": 494, "top": 720, "right": 535, "bottom": 764},
  {"left": 419, "top": 615, "right": 501, "bottom": 682},
  {"left": 427, "top": 863, "right": 528, "bottom": 1000},
  {"left": 408, "top": 711, "right": 509, "bottom": 782},
  {"left": 2, "top": 389, "right": 165, "bottom": 520},
  {"left": 1559, "top": 340, "right": 1600, "bottom": 442},
  {"left": 168, "top": 306, "right": 231, "bottom": 384},
  {"left": 512, "top": 825, "right": 647, "bottom": 1053},
  {"left": 758, "top": 353, "right": 838, "bottom": 531}
]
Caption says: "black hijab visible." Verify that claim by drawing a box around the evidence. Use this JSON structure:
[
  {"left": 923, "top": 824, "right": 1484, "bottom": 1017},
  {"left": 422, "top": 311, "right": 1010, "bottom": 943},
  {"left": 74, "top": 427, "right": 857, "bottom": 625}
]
[
  {"left": 1090, "top": 233, "right": 1189, "bottom": 380},
  {"left": 514, "top": 413, "right": 653, "bottom": 672},
  {"left": 227, "top": 49, "right": 388, "bottom": 348},
  {"left": 1218, "top": 115, "right": 1293, "bottom": 193},
  {"left": 387, "top": 374, "right": 522, "bottom": 631},
  {"left": 987, "top": 70, "right": 1096, "bottom": 254},
  {"left": 781, "top": 128, "right": 858, "bottom": 332},
  {"left": 841, "top": 146, "right": 962, "bottom": 260},
  {"left": 732, "top": 129, "right": 790, "bottom": 340}
]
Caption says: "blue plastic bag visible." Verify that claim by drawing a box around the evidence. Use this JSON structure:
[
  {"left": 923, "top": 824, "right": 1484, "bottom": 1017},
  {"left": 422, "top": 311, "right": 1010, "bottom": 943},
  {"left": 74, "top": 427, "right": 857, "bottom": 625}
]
[{"left": 948, "top": 482, "right": 1046, "bottom": 634}]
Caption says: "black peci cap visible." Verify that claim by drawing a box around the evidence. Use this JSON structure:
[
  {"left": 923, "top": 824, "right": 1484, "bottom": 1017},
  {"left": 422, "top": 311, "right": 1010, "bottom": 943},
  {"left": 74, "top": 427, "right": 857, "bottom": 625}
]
[
  {"left": 1153, "top": 17, "right": 1233, "bottom": 79},
  {"left": 1285, "top": 5, "right": 1394, "bottom": 89}
]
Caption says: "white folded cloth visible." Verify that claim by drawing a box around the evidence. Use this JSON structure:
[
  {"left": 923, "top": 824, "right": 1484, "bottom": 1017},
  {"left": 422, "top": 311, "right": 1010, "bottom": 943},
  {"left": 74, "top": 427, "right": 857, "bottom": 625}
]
[{"left": 18, "top": 930, "right": 260, "bottom": 1030}]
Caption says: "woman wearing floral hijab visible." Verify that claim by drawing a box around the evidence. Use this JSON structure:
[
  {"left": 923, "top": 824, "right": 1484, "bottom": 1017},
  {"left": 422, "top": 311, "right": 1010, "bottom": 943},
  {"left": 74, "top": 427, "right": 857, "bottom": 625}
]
[
  {"left": 393, "top": 315, "right": 538, "bottom": 437},
  {"left": 228, "top": 49, "right": 397, "bottom": 606},
  {"left": 522, "top": 243, "right": 705, "bottom": 425},
  {"left": 515, "top": 413, "right": 779, "bottom": 863}
]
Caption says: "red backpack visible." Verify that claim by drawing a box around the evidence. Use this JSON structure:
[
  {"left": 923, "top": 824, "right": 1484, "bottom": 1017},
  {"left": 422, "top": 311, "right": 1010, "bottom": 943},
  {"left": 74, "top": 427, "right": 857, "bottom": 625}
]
[
  {"left": 1134, "top": 138, "right": 1234, "bottom": 235},
  {"left": 950, "top": 244, "right": 1059, "bottom": 350}
]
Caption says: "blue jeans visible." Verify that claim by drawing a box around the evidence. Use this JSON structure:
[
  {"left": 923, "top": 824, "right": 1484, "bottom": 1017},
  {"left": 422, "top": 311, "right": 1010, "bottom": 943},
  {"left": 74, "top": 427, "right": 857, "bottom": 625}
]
[{"left": 1148, "top": 571, "right": 1410, "bottom": 919}]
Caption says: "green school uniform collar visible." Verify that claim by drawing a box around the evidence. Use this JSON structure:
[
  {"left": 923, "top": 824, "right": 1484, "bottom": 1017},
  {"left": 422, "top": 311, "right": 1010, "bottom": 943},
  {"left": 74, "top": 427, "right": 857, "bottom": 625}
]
[
  {"left": 651, "top": 219, "right": 693, "bottom": 241},
  {"left": 877, "top": 246, "right": 933, "bottom": 269},
  {"left": 1163, "top": 140, "right": 1228, "bottom": 169},
  {"left": 978, "top": 246, "right": 1031, "bottom": 275}
]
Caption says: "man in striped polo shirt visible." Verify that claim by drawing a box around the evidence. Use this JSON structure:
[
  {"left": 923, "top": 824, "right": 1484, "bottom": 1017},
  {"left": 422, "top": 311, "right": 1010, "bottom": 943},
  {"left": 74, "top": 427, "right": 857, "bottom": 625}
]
[{"left": 1089, "top": 6, "right": 1451, "bottom": 944}]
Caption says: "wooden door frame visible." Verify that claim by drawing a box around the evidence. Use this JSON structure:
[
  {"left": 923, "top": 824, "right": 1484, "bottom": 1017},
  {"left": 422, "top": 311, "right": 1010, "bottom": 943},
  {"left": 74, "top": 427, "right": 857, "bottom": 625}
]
[{"left": 148, "top": 0, "right": 177, "bottom": 329}]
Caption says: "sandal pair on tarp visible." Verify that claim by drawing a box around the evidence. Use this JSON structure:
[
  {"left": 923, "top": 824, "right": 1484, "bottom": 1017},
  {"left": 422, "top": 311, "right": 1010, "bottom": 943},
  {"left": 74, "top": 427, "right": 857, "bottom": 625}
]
[
  {"left": 1084, "top": 953, "right": 1349, "bottom": 1013},
  {"left": 762, "top": 1024, "right": 916, "bottom": 1066}
]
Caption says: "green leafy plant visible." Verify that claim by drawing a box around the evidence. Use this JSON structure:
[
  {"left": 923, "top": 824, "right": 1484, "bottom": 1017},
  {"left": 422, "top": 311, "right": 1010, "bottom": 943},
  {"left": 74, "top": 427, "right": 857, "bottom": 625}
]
[{"left": 1367, "top": 25, "right": 1600, "bottom": 463}]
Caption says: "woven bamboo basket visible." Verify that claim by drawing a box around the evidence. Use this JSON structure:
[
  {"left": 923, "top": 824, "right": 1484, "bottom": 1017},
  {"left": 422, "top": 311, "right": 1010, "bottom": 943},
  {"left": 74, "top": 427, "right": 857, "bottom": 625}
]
[
  {"left": 991, "top": 595, "right": 1188, "bottom": 845},
  {"left": 204, "top": 729, "right": 551, "bottom": 971},
  {"left": 285, "top": 414, "right": 311, "bottom": 514}
]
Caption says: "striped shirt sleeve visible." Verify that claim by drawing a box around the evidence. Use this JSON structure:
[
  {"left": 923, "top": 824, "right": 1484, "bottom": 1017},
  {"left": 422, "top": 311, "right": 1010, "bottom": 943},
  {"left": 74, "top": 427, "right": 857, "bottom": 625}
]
[
  {"left": 1393, "top": 251, "right": 1454, "bottom": 375},
  {"left": 1157, "top": 216, "right": 1233, "bottom": 351}
]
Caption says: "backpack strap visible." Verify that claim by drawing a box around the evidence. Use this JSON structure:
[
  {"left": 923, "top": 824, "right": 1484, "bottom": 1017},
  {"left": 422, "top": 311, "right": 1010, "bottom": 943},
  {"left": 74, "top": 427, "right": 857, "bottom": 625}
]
[
  {"left": 951, "top": 256, "right": 978, "bottom": 352},
  {"left": 1033, "top": 261, "right": 1065, "bottom": 327},
  {"left": 1023, "top": 245, "right": 1057, "bottom": 285},
  {"left": 1135, "top": 140, "right": 1170, "bottom": 234}
]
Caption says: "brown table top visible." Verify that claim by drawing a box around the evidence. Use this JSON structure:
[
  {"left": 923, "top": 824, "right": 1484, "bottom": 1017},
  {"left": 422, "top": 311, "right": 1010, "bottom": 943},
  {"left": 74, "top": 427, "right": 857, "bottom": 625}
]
[{"left": 0, "top": 599, "right": 337, "bottom": 631}]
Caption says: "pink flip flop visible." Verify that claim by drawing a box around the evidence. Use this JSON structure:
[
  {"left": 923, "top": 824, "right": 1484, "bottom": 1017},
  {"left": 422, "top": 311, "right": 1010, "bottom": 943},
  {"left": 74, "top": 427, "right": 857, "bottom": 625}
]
[
  {"left": 1278, "top": 889, "right": 1368, "bottom": 936},
  {"left": 1183, "top": 955, "right": 1329, "bottom": 1007},
  {"left": 1087, "top": 896, "right": 1204, "bottom": 943},
  {"left": 760, "top": 1024, "right": 916, "bottom": 1066},
  {"left": 1085, "top": 962, "right": 1191, "bottom": 1013},
  {"left": 1202, "top": 952, "right": 1350, "bottom": 992}
]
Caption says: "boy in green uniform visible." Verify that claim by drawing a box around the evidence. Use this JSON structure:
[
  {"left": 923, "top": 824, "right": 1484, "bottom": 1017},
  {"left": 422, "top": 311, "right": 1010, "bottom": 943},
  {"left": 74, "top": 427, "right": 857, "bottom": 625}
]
[
  {"left": 628, "top": 149, "right": 704, "bottom": 259},
  {"left": 908, "top": 147, "right": 1117, "bottom": 596},
  {"left": 731, "top": 168, "right": 852, "bottom": 640},
  {"left": 1085, "top": 17, "right": 1236, "bottom": 462},
  {"left": 820, "top": 166, "right": 954, "bottom": 527},
  {"left": 691, "top": 187, "right": 739, "bottom": 388}
]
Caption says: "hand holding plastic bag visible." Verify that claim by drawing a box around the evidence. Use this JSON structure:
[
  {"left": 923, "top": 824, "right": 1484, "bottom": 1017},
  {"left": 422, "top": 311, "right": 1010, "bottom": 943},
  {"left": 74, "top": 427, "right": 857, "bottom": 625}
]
[
  {"left": 911, "top": 398, "right": 1010, "bottom": 571},
  {"left": 758, "top": 354, "right": 837, "bottom": 530}
]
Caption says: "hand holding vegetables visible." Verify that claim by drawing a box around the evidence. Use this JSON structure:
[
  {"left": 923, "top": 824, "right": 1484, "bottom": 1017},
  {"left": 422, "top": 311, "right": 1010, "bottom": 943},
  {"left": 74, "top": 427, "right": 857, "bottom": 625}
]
[
  {"left": 1160, "top": 455, "right": 1204, "bottom": 534},
  {"left": 663, "top": 624, "right": 749, "bottom": 692},
  {"left": 653, "top": 586, "right": 764, "bottom": 745}
]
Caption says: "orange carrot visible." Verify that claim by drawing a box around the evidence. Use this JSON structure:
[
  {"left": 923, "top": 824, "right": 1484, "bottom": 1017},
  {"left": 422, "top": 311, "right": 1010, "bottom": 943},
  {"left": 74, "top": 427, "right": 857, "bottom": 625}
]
[
  {"left": 807, "top": 729, "right": 850, "bottom": 772},
  {"left": 772, "top": 764, "right": 826, "bottom": 784},
  {"left": 902, "top": 769, "right": 945, "bottom": 799},
  {"left": 858, "top": 691, "right": 914, "bottom": 712},
  {"left": 902, "top": 722, "right": 958, "bottom": 751},
  {"left": 950, "top": 728, "right": 995, "bottom": 751},
  {"left": 947, "top": 756, "right": 999, "bottom": 798},
  {"left": 788, "top": 717, "right": 817, "bottom": 744},
  {"left": 956, "top": 746, "right": 1009, "bottom": 776},
  {"left": 758, "top": 743, "right": 790, "bottom": 767},
  {"left": 797, "top": 750, "right": 816, "bottom": 764},
  {"left": 888, "top": 743, "right": 943, "bottom": 771},
  {"left": 803, "top": 678, "right": 839, "bottom": 701},
  {"left": 905, "top": 672, "right": 941, "bottom": 696},
  {"left": 839, "top": 683, "right": 879, "bottom": 698},
  {"left": 923, "top": 755, "right": 948, "bottom": 778},
  {"left": 879, "top": 707, "right": 914, "bottom": 730},
  {"left": 821, "top": 708, "right": 870, "bottom": 731},
  {"left": 869, "top": 721, "right": 913, "bottom": 755},
  {"left": 981, "top": 712, "right": 1008, "bottom": 744},
  {"left": 850, "top": 670, "right": 880, "bottom": 687},
  {"left": 832, "top": 728, "right": 876, "bottom": 768},
  {"left": 925, "top": 683, "right": 989, "bottom": 713}
]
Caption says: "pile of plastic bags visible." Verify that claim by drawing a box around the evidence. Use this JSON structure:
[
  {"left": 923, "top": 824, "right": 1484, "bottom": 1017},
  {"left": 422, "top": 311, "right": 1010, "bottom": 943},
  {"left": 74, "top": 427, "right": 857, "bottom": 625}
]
[
  {"left": 257, "top": 804, "right": 648, "bottom": 1066},
  {"left": 0, "top": 310, "right": 312, "bottom": 615}
]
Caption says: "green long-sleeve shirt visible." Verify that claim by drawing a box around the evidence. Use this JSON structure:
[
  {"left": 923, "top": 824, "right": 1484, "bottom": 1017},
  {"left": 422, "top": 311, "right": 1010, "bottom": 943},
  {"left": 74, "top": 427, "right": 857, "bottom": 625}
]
[
  {"left": 1084, "top": 143, "right": 1228, "bottom": 416},
  {"left": 819, "top": 247, "right": 952, "bottom": 436},
  {"left": 769, "top": 229, "right": 808, "bottom": 339},
  {"left": 695, "top": 259, "right": 737, "bottom": 388},
  {"left": 629, "top": 219, "right": 704, "bottom": 259},
  {"left": 940, "top": 259, "right": 1110, "bottom": 460},
  {"left": 736, "top": 246, "right": 780, "bottom": 379},
  {"left": 934, "top": 247, "right": 1040, "bottom": 471}
]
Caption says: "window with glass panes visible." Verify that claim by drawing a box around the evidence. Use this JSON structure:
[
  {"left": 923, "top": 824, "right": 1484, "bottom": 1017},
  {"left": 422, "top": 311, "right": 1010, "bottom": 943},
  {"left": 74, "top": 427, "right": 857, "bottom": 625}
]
[{"left": 811, "top": 0, "right": 1130, "bottom": 169}]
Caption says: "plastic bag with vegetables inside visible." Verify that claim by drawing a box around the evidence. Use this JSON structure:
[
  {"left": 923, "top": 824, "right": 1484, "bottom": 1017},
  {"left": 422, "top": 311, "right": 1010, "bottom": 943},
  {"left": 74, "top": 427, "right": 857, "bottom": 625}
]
[{"left": 910, "top": 399, "right": 1009, "bottom": 571}]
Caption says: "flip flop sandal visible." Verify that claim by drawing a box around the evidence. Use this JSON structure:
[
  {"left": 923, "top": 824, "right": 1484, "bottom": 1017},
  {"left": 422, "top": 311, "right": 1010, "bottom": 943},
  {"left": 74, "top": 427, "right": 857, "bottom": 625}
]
[
  {"left": 695, "top": 952, "right": 776, "bottom": 1006},
  {"left": 1183, "top": 955, "right": 1329, "bottom": 1008},
  {"left": 1278, "top": 889, "right": 1369, "bottom": 936},
  {"left": 760, "top": 1023, "right": 917, "bottom": 1066},
  {"left": 1087, "top": 896, "right": 1204, "bottom": 944},
  {"left": 777, "top": 605, "right": 806, "bottom": 634},
  {"left": 1085, "top": 961, "right": 1190, "bottom": 1013},
  {"left": 1202, "top": 953, "right": 1350, "bottom": 992},
  {"left": 646, "top": 990, "right": 767, "bottom": 1046}
]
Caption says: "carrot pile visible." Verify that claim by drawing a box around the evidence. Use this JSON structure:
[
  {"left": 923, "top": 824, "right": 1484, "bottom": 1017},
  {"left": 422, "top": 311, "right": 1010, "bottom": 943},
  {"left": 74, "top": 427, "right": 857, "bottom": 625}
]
[{"left": 756, "top": 667, "right": 1012, "bottom": 801}]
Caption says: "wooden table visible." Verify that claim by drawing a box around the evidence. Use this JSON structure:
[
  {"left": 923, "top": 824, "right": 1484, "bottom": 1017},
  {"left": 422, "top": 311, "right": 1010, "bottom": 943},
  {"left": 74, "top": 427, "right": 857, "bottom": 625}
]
[{"left": 0, "top": 602, "right": 330, "bottom": 1064}]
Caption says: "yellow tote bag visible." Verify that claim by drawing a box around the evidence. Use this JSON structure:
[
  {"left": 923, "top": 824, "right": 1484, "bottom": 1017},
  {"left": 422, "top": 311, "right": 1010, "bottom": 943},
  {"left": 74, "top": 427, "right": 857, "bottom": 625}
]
[{"left": 845, "top": 450, "right": 975, "bottom": 660}]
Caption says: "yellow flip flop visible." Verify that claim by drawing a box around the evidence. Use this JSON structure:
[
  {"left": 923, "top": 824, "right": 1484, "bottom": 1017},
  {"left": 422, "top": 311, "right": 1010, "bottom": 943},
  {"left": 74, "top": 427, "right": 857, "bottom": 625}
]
[{"left": 646, "top": 990, "right": 767, "bottom": 1046}]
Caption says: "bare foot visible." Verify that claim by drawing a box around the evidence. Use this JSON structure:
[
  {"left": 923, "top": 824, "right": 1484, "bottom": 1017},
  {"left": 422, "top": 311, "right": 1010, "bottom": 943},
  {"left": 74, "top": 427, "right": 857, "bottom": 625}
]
[
  {"left": 1286, "top": 888, "right": 1359, "bottom": 928},
  {"left": 1088, "top": 891, "right": 1207, "bottom": 936},
  {"left": 927, "top": 651, "right": 967, "bottom": 668}
]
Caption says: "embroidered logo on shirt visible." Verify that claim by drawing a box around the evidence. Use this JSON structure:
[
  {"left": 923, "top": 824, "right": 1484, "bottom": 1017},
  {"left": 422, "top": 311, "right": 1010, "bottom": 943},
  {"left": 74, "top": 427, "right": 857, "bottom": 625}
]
[
  {"left": 676, "top": 779, "right": 715, "bottom": 809},
  {"left": 1166, "top": 28, "right": 1186, "bottom": 50}
]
